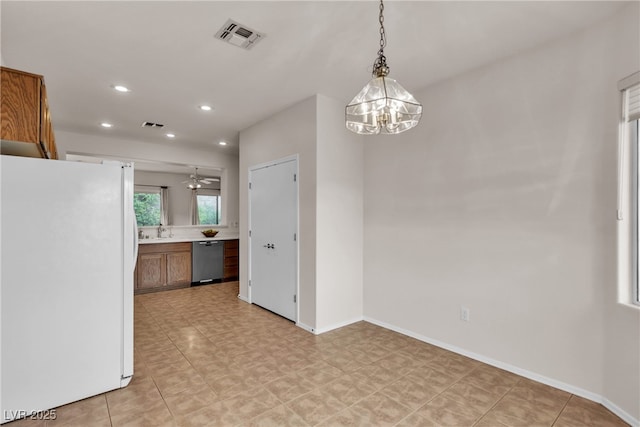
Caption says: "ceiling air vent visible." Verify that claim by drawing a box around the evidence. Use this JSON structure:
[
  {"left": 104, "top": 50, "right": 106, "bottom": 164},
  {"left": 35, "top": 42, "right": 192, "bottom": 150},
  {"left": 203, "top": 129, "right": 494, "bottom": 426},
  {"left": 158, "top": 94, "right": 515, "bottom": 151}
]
[
  {"left": 141, "top": 122, "right": 164, "bottom": 128},
  {"left": 215, "top": 19, "right": 264, "bottom": 50}
]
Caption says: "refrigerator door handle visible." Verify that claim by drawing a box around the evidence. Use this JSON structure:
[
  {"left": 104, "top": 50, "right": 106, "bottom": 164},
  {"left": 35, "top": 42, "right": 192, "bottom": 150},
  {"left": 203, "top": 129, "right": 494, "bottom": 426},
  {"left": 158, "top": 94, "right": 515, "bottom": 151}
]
[
  {"left": 133, "top": 221, "right": 139, "bottom": 262},
  {"left": 120, "top": 163, "right": 135, "bottom": 385}
]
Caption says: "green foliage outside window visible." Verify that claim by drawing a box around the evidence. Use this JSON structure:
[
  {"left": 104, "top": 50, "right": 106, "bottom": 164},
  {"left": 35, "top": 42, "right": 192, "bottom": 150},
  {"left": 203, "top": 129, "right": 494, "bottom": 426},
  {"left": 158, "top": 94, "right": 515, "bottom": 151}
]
[
  {"left": 197, "top": 195, "right": 220, "bottom": 225},
  {"left": 134, "top": 192, "right": 161, "bottom": 226}
]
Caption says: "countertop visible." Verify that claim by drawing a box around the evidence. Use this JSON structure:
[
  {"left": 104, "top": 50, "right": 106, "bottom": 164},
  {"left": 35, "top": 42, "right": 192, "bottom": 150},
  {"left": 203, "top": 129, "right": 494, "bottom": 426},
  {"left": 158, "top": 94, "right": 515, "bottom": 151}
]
[{"left": 138, "top": 235, "right": 239, "bottom": 245}]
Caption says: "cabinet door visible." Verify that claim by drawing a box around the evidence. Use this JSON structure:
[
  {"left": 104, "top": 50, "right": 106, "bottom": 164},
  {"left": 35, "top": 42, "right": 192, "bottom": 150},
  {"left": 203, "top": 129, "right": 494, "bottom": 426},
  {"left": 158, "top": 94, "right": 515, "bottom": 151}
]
[
  {"left": 1, "top": 68, "right": 40, "bottom": 144},
  {"left": 224, "top": 239, "right": 239, "bottom": 279},
  {"left": 137, "top": 253, "right": 166, "bottom": 289},
  {"left": 166, "top": 251, "right": 192, "bottom": 286}
]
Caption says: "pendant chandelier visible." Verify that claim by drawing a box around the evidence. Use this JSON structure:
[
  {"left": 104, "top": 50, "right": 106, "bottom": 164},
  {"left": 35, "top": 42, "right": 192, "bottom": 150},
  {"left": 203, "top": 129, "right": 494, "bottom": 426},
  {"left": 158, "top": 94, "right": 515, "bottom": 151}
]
[{"left": 345, "top": 0, "right": 422, "bottom": 135}]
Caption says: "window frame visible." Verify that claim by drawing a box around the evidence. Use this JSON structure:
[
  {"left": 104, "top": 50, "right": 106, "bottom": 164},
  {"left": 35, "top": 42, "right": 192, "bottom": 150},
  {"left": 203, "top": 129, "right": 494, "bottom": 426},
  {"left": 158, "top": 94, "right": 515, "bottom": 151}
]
[
  {"left": 633, "top": 120, "right": 640, "bottom": 305},
  {"left": 195, "top": 189, "right": 221, "bottom": 226},
  {"left": 618, "top": 72, "right": 640, "bottom": 307},
  {"left": 133, "top": 185, "right": 168, "bottom": 227}
]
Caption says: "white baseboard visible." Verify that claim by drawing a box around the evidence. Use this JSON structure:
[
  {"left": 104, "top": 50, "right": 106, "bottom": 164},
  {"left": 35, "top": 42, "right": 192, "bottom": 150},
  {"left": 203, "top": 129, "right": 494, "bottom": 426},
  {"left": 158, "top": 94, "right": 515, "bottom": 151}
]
[
  {"left": 602, "top": 398, "right": 640, "bottom": 427},
  {"left": 363, "top": 316, "right": 639, "bottom": 427},
  {"left": 237, "top": 293, "right": 249, "bottom": 303},
  {"left": 296, "top": 322, "right": 315, "bottom": 333},
  {"left": 296, "top": 317, "right": 364, "bottom": 335},
  {"left": 314, "top": 316, "right": 364, "bottom": 335}
]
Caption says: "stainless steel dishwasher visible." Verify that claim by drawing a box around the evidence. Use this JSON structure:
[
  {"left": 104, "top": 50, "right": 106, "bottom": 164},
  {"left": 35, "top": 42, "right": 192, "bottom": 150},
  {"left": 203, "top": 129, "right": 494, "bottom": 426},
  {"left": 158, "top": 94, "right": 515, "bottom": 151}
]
[{"left": 191, "top": 241, "right": 224, "bottom": 284}]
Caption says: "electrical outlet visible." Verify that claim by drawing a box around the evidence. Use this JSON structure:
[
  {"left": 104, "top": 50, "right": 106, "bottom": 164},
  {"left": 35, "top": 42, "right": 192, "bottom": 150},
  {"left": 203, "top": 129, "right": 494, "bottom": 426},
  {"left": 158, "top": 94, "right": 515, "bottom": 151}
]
[{"left": 460, "top": 306, "right": 470, "bottom": 322}]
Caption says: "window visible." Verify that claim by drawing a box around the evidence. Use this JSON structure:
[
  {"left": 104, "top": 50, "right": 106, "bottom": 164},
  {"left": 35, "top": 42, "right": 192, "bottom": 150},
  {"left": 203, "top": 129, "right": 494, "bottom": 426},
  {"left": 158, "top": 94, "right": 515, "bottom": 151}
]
[
  {"left": 191, "top": 189, "right": 221, "bottom": 225},
  {"left": 197, "top": 193, "right": 221, "bottom": 225},
  {"left": 618, "top": 72, "right": 640, "bottom": 305},
  {"left": 134, "top": 185, "right": 168, "bottom": 226}
]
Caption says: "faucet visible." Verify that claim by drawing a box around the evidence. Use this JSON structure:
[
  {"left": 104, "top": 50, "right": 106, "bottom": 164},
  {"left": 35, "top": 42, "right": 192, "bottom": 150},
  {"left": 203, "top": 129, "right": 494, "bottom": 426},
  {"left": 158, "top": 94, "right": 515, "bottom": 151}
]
[{"left": 157, "top": 224, "right": 166, "bottom": 238}]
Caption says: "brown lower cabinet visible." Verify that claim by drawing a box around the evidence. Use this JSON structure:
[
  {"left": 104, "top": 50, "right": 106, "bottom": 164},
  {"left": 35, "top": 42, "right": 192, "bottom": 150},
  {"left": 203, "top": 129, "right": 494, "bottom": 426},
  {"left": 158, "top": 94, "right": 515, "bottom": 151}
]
[
  {"left": 135, "top": 242, "right": 192, "bottom": 294},
  {"left": 224, "top": 239, "right": 239, "bottom": 280}
]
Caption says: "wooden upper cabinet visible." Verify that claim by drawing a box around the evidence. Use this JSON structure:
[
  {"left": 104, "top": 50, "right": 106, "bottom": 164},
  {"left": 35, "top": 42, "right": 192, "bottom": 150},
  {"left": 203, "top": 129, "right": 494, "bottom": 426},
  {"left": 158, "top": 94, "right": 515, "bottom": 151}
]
[
  {"left": 1, "top": 66, "right": 58, "bottom": 159},
  {"left": 1, "top": 67, "right": 39, "bottom": 143}
]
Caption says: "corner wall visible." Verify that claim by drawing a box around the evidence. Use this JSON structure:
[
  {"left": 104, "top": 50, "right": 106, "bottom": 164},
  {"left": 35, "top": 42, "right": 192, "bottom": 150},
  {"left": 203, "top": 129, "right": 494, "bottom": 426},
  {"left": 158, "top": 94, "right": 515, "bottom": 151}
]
[
  {"left": 315, "top": 95, "right": 364, "bottom": 332},
  {"left": 239, "top": 97, "right": 318, "bottom": 329},
  {"left": 363, "top": 4, "right": 639, "bottom": 423},
  {"left": 239, "top": 95, "right": 364, "bottom": 332}
]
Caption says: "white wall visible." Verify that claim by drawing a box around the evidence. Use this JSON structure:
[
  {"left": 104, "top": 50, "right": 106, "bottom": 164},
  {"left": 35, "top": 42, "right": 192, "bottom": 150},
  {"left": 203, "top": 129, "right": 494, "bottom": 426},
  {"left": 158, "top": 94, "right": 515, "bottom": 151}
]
[
  {"left": 239, "top": 97, "right": 318, "bottom": 329},
  {"left": 315, "top": 95, "right": 364, "bottom": 332},
  {"left": 55, "top": 130, "right": 239, "bottom": 228},
  {"left": 363, "top": 3, "right": 639, "bottom": 423}
]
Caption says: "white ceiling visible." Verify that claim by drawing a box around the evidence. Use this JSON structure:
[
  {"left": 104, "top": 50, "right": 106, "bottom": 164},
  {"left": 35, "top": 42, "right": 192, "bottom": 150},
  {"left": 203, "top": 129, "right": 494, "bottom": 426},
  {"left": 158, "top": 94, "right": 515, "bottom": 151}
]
[{"left": 1, "top": 1, "right": 627, "bottom": 157}]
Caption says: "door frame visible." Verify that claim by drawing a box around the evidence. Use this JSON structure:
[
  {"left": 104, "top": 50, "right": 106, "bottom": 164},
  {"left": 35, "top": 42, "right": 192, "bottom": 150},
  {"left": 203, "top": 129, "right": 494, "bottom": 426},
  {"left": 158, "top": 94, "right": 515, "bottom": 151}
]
[{"left": 248, "top": 154, "right": 300, "bottom": 322}]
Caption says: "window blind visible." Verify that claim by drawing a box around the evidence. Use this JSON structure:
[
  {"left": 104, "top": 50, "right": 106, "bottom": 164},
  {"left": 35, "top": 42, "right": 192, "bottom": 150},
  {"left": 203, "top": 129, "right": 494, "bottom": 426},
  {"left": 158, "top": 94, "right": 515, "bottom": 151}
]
[
  {"left": 619, "top": 71, "right": 640, "bottom": 121},
  {"left": 196, "top": 188, "right": 221, "bottom": 197},
  {"left": 626, "top": 82, "right": 640, "bottom": 122},
  {"left": 617, "top": 72, "right": 640, "bottom": 220}
]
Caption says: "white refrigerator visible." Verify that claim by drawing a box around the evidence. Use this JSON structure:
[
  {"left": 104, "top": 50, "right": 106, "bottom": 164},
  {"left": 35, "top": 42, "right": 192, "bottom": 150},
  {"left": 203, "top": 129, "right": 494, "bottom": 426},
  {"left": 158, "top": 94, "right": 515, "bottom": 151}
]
[{"left": 0, "top": 154, "right": 135, "bottom": 424}]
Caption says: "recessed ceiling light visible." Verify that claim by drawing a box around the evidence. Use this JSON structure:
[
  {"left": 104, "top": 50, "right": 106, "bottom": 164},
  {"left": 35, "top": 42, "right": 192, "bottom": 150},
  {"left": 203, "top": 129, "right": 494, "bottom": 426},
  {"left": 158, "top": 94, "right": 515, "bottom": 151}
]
[
  {"left": 100, "top": 122, "right": 113, "bottom": 128},
  {"left": 218, "top": 141, "right": 227, "bottom": 146},
  {"left": 166, "top": 133, "right": 175, "bottom": 138},
  {"left": 113, "top": 85, "right": 130, "bottom": 93},
  {"left": 199, "top": 105, "right": 212, "bottom": 111}
]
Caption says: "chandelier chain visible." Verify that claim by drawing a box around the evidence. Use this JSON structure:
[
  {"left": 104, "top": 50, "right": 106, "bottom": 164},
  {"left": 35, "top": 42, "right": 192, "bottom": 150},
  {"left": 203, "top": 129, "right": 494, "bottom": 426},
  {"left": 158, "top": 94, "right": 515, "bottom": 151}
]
[
  {"left": 373, "top": 0, "right": 389, "bottom": 77},
  {"left": 345, "top": 0, "right": 422, "bottom": 135},
  {"left": 378, "top": 0, "right": 386, "bottom": 55}
]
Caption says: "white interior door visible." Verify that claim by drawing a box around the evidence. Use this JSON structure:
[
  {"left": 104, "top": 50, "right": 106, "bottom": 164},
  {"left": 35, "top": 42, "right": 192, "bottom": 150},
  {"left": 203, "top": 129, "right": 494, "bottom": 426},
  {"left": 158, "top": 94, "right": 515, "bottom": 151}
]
[{"left": 249, "top": 158, "right": 298, "bottom": 321}]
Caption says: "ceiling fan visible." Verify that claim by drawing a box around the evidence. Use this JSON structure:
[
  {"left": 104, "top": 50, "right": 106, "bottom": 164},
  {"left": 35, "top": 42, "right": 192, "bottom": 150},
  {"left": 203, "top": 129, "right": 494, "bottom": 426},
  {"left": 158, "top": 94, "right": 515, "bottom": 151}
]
[{"left": 182, "top": 168, "right": 219, "bottom": 189}]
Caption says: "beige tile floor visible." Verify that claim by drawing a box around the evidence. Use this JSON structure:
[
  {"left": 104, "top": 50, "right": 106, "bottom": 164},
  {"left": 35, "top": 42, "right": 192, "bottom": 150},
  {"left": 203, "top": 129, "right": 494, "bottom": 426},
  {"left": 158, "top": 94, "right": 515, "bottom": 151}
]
[{"left": 8, "top": 281, "right": 628, "bottom": 427}]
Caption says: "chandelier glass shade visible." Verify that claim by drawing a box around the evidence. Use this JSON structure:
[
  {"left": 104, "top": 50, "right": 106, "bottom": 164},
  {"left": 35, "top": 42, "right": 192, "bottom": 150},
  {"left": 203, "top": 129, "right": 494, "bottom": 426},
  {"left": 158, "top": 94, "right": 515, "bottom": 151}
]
[
  {"left": 346, "top": 75, "right": 422, "bottom": 135},
  {"left": 345, "top": 0, "right": 422, "bottom": 135}
]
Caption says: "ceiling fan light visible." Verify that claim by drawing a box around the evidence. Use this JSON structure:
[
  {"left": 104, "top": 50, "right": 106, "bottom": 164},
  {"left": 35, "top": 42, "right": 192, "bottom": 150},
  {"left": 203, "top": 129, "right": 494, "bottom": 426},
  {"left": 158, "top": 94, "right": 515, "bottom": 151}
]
[{"left": 186, "top": 167, "right": 206, "bottom": 189}]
